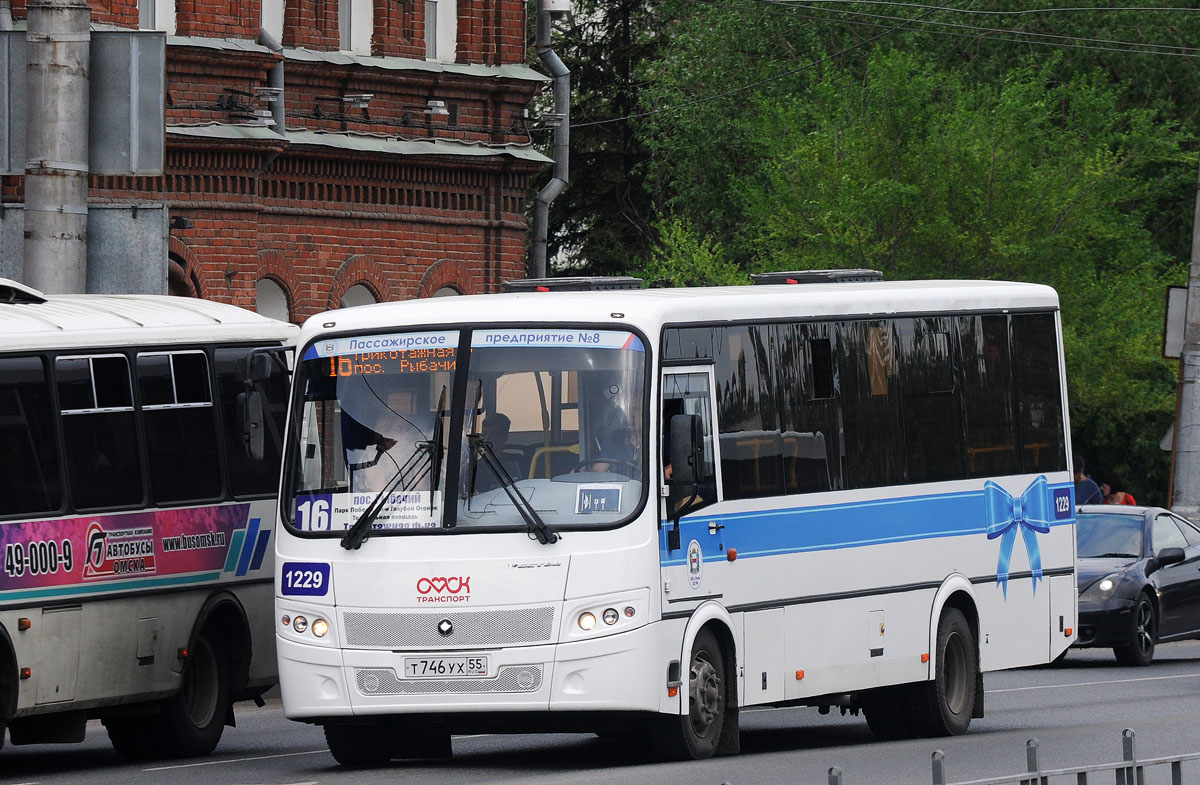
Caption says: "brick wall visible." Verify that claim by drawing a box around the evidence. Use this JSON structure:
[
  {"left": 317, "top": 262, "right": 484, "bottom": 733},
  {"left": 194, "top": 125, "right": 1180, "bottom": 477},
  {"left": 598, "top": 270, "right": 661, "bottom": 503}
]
[{"left": 5, "top": 0, "right": 543, "bottom": 316}]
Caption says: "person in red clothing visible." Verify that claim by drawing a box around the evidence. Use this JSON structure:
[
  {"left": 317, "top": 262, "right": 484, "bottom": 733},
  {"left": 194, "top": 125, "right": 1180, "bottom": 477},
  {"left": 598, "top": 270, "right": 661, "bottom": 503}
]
[{"left": 1102, "top": 476, "right": 1137, "bottom": 505}]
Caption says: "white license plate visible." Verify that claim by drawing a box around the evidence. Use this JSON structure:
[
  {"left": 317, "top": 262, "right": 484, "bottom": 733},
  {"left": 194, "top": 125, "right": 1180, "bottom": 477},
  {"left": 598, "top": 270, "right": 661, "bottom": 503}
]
[{"left": 403, "top": 655, "right": 489, "bottom": 678}]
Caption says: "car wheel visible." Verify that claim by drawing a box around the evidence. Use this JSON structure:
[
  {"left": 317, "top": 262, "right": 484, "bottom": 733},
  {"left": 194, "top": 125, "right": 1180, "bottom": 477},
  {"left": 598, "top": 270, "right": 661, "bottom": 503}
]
[{"left": 1114, "top": 594, "right": 1156, "bottom": 666}]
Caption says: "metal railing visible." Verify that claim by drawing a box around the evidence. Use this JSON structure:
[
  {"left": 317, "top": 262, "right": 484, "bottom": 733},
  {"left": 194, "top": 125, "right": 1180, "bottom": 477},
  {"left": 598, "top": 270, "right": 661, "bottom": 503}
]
[{"left": 826, "top": 729, "right": 1200, "bottom": 785}]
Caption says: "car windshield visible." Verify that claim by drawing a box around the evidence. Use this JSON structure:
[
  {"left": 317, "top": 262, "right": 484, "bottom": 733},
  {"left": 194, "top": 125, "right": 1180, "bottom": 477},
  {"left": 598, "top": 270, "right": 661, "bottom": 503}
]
[
  {"left": 1076, "top": 512, "right": 1143, "bottom": 559},
  {"left": 286, "top": 327, "right": 647, "bottom": 536}
]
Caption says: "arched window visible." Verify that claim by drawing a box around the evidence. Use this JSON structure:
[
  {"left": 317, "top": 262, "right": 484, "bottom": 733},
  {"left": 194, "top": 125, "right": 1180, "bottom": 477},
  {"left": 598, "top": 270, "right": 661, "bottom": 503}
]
[
  {"left": 432, "top": 286, "right": 460, "bottom": 297},
  {"left": 256, "top": 278, "right": 291, "bottom": 322},
  {"left": 340, "top": 284, "right": 377, "bottom": 308}
]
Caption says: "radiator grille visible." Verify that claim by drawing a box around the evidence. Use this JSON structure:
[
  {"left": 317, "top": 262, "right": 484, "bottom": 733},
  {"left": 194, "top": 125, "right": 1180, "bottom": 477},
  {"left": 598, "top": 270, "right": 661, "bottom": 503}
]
[
  {"left": 343, "top": 606, "right": 556, "bottom": 648},
  {"left": 355, "top": 665, "right": 544, "bottom": 695}
]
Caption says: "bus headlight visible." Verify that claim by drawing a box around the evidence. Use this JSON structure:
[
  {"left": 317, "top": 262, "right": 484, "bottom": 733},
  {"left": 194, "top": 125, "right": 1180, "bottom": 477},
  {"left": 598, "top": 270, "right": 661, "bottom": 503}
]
[
  {"left": 311, "top": 618, "right": 329, "bottom": 638},
  {"left": 578, "top": 612, "right": 597, "bottom": 631},
  {"left": 293, "top": 615, "right": 309, "bottom": 634},
  {"left": 602, "top": 608, "right": 619, "bottom": 626}
]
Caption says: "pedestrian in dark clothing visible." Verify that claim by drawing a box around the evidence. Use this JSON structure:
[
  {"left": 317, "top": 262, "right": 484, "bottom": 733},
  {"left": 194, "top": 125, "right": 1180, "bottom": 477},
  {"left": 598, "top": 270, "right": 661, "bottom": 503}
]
[{"left": 1073, "top": 456, "right": 1102, "bottom": 506}]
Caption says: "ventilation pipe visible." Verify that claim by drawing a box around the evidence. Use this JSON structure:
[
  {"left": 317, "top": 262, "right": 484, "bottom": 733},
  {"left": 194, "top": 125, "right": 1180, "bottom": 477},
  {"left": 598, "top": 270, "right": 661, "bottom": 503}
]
[
  {"left": 258, "top": 28, "right": 286, "bottom": 137},
  {"left": 0, "top": 1, "right": 13, "bottom": 30},
  {"left": 530, "top": 0, "right": 570, "bottom": 279},
  {"left": 23, "top": 0, "right": 90, "bottom": 293}
]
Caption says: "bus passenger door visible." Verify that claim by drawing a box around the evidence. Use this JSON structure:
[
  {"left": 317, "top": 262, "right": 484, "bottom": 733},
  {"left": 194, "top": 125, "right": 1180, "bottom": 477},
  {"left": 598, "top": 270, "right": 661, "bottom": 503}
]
[{"left": 660, "top": 369, "right": 726, "bottom": 603}]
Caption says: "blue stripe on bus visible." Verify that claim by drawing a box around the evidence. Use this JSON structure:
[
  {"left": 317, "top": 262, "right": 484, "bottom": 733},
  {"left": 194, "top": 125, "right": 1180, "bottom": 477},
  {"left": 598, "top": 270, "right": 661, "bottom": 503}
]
[
  {"left": 224, "top": 530, "right": 245, "bottom": 572},
  {"left": 235, "top": 518, "right": 262, "bottom": 577},
  {"left": 249, "top": 528, "right": 272, "bottom": 571},
  {"left": 659, "top": 483, "right": 1073, "bottom": 566},
  {"left": 0, "top": 572, "right": 223, "bottom": 601}
]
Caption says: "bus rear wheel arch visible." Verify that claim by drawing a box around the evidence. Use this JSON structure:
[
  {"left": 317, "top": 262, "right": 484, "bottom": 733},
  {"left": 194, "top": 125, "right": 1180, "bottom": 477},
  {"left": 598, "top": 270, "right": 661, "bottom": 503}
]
[
  {"left": 0, "top": 625, "right": 16, "bottom": 750},
  {"left": 105, "top": 595, "right": 251, "bottom": 760}
]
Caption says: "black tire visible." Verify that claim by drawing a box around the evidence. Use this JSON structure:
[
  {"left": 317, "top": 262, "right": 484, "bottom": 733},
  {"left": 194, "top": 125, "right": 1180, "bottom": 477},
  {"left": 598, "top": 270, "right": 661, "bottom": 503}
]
[
  {"left": 104, "top": 717, "right": 159, "bottom": 760},
  {"left": 105, "top": 632, "right": 230, "bottom": 760},
  {"left": 155, "top": 633, "right": 230, "bottom": 757},
  {"left": 325, "top": 723, "right": 395, "bottom": 767},
  {"left": 1114, "top": 594, "right": 1156, "bottom": 667},
  {"left": 863, "top": 686, "right": 916, "bottom": 741},
  {"left": 648, "top": 628, "right": 728, "bottom": 761},
  {"left": 912, "top": 608, "right": 977, "bottom": 737}
]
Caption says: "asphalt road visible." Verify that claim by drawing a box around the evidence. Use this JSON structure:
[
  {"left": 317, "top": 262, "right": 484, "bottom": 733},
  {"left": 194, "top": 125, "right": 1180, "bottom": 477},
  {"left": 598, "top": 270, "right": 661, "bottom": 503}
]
[{"left": 8, "top": 642, "right": 1200, "bottom": 785}]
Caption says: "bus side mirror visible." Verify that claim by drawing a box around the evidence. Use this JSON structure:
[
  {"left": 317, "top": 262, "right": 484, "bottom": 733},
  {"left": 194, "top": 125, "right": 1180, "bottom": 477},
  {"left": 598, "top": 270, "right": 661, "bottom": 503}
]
[
  {"left": 666, "top": 413, "right": 703, "bottom": 550},
  {"left": 247, "top": 351, "right": 274, "bottom": 383},
  {"left": 238, "top": 390, "right": 266, "bottom": 462}
]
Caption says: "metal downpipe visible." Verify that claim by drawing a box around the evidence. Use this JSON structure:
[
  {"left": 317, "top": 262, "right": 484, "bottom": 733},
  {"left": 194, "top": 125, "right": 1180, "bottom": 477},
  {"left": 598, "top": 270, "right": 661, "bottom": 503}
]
[
  {"left": 257, "top": 28, "right": 286, "bottom": 137},
  {"left": 531, "top": 1, "right": 569, "bottom": 279},
  {"left": 23, "top": 0, "right": 90, "bottom": 293}
]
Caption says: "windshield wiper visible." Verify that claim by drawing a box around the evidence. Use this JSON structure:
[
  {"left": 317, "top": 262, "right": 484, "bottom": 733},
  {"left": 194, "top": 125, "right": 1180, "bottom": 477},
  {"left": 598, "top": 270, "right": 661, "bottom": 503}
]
[
  {"left": 464, "top": 382, "right": 558, "bottom": 545},
  {"left": 1091, "top": 552, "right": 1137, "bottom": 558},
  {"left": 340, "top": 411, "right": 446, "bottom": 550},
  {"left": 426, "top": 386, "right": 448, "bottom": 515}
]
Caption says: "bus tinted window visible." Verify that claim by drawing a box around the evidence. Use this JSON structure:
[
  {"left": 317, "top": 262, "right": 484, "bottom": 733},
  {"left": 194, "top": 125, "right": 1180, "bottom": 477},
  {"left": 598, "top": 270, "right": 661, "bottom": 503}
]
[
  {"left": 57, "top": 354, "right": 144, "bottom": 509},
  {"left": 139, "top": 351, "right": 222, "bottom": 504},
  {"left": 216, "top": 347, "right": 290, "bottom": 498},
  {"left": 958, "top": 314, "right": 1019, "bottom": 477},
  {"left": 837, "top": 320, "right": 905, "bottom": 488},
  {"left": 1012, "top": 312, "right": 1066, "bottom": 473},
  {"left": 714, "top": 325, "right": 782, "bottom": 499},
  {"left": 771, "top": 323, "right": 841, "bottom": 493},
  {"left": 0, "top": 356, "right": 63, "bottom": 515},
  {"left": 898, "top": 317, "right": 965, "bottom": 483}
]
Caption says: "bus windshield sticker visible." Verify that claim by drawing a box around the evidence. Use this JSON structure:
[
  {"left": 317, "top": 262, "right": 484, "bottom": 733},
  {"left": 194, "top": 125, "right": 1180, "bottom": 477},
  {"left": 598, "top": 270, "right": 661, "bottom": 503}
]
[
  {"left": 301, "top": 331, "right": 458, "bottom": 362},
  {"left": 473, "top": 329, "right": 644, "bottom": 352},
  {"left": 295, "top": 491, "right": 443, "bottom": 532},
  {"left": 576, "top": 484, "right": 622, "bottom": 515}
]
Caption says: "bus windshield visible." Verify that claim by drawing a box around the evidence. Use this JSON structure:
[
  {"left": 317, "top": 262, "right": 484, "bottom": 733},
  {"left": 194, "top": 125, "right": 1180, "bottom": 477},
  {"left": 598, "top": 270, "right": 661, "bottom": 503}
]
[{"left": 288, "top": 327, "right": 648, "bottom": 536}]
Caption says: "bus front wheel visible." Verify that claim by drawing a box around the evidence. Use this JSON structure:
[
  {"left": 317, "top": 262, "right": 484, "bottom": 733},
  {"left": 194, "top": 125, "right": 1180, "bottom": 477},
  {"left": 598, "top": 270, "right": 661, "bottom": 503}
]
[
  {"left": 325, "top": 723, "right": 394, "bottom": 767},
  {"left": 648, "top": 628, "right": 728, "bottom": 760}
]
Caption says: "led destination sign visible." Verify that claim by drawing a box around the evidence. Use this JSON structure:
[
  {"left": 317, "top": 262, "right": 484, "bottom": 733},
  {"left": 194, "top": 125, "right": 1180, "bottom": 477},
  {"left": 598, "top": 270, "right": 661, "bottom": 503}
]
[{"left": 322, "top": 347, "right": 456, "bottom": 378}]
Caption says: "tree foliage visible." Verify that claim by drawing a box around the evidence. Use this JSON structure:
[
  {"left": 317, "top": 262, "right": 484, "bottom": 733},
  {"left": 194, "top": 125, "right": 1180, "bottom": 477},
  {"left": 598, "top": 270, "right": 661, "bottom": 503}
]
[{"left": 541, "top": 1, "right": 1200, "bottom": 502}]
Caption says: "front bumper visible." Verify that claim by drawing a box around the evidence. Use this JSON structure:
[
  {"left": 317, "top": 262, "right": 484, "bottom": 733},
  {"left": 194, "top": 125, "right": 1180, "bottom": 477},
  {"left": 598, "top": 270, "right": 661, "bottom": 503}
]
[
  {"left": 1074, "top": 598, "right": 1136, "bottom": 647},
  {"left": 277, "top": 621, "right": 664, "bottom": 721}
]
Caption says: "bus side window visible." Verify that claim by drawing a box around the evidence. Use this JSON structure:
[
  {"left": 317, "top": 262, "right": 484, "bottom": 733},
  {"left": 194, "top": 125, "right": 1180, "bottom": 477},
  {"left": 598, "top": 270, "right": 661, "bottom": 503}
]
[
  {"left": 57, "top": 354, "right": 144, "bottom": 510},
  {"left": 0, "top": 356, "right": 63, "bottom": 516},
  {"left": 216, "top": 346, "right": 291, "bottom": 498},
  {"left": 138, "top": 351, "right": 222, "bottom": 504}
]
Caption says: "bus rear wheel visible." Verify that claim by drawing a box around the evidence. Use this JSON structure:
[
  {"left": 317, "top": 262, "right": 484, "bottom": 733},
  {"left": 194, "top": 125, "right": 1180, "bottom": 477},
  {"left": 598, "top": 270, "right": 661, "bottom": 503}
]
[
  {"left": 912, "top": 607, "right": 976, "bottom": 737},
  {"left": 156, "top": 632, "right": 229, "bottom": 757},
  {"left": 104, "top": 632, "right": 230, "bottom": 760},
  {"left": 648, "top": 628, "right": 728, "bottom": 760}
]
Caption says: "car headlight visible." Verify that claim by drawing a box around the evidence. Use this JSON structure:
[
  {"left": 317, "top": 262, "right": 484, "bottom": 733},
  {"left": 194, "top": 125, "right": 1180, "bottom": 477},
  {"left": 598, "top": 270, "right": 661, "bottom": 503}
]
[{"left": 1081, "top": 573, "right": 1123, "bottom": 601}]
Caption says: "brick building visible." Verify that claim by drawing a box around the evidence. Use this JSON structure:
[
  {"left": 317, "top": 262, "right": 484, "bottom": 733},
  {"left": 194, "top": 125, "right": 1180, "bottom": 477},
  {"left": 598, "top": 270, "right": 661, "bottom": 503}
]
[{"left": 4, "top": 0, "right": 547, "bottom": 321}]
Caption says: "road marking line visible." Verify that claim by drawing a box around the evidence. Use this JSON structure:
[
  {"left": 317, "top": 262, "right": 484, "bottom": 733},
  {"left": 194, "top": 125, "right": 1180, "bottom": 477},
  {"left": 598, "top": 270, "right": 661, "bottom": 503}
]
[
  {"left": 143, "top": 750, "right": 327, "bottom": 771},
  {"left": 989, "top": 672, "right": 1200, "bottom": 694}
]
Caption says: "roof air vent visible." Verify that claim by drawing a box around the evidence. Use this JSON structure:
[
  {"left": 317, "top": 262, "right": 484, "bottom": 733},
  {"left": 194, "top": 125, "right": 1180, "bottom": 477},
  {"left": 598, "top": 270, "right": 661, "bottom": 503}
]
[
  {"left": 503, "top": 276, "right": 644, "bottom": 293},
  {"left": 751, "top": 269, "right": 883, "bottom": 285},
  {"left": 0, "top": 278, "right": 48, "bottom": 304}
]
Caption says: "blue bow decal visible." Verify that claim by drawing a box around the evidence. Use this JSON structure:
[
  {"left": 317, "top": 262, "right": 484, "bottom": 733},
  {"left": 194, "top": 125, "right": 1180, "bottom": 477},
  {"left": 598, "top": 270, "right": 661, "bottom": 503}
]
[{"left": 984, "top": 475, "right": 1052, "bottom": 597}]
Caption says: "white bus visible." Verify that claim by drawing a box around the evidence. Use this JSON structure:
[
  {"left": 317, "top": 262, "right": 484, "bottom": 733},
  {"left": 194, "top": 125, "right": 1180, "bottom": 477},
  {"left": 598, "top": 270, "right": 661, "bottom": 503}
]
[
  {"left": 0, "top": 278, "right": 296, "bottom": 758},
  {"left": 275, "top": 273, "right": 1076, "bottom": 764}
]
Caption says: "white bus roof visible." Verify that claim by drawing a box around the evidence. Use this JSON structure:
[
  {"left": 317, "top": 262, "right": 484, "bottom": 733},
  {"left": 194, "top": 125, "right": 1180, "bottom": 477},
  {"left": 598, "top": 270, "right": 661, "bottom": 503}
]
[
  {"left": 0, "top": 279, "right": 297, "bottom": 352},
  {"left": 301, "top": 279, "right": 1059, "bottom": 339}
]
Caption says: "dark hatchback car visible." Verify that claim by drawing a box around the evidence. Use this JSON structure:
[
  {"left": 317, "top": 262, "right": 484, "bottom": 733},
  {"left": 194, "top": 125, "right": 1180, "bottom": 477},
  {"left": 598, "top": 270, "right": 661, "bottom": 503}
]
[{"left": 1074, "top": 505, "right": 1200, "bottom": 665}]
